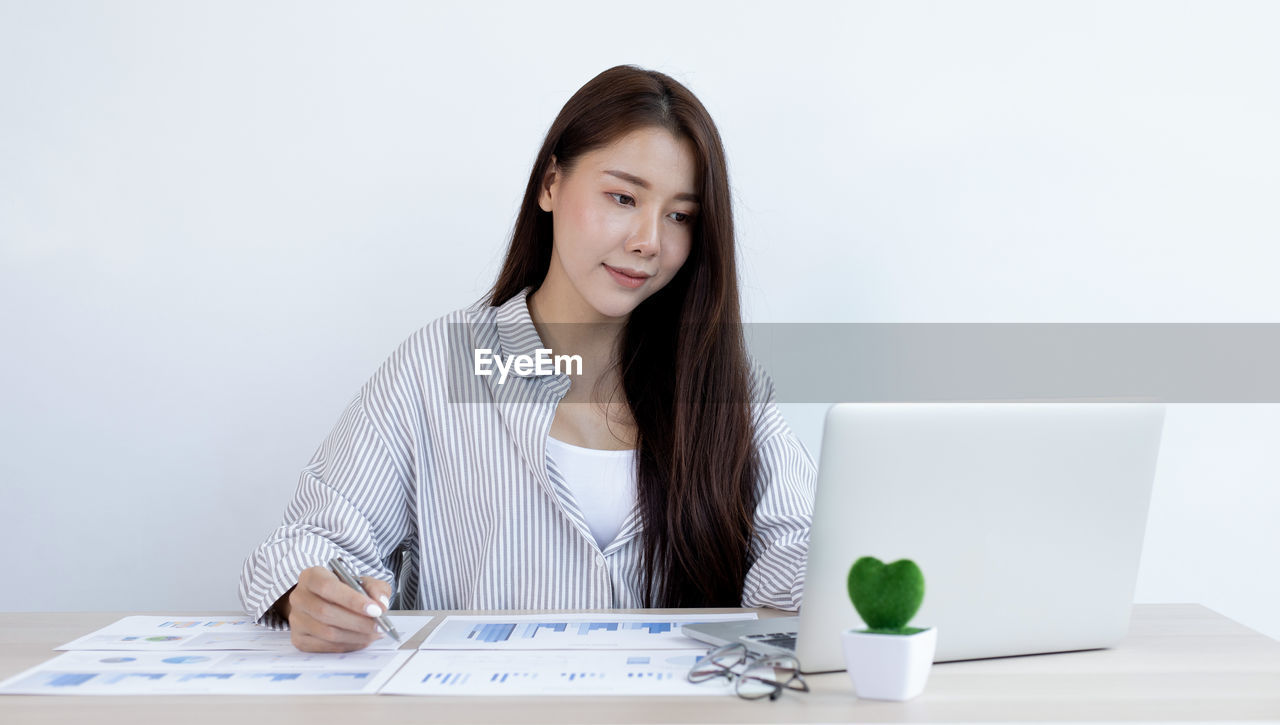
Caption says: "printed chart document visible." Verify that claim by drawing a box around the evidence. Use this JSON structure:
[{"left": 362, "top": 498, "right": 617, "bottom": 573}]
[
  {"left": 382, "top": 648, "right": 730, "bottom": 696},
  {"left": 0, "top": 649, "right": 414, "bottom": 695},
  {"left": 421, "top": 612, "right": 757, "bottom": 651},
  {"left": 383, "top": 613, "right": 759, "bottom": 697},
  {"left": 56, "top": 615, "right": 433, "bottom": 652}
]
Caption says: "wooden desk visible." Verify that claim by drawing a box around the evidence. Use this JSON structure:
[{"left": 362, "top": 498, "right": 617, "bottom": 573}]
[{"left": 1, "top": 604, "right": 1277, "bottom": 723}]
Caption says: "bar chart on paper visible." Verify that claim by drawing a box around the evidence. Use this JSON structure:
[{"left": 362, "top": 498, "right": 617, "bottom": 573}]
[
  {"left": 380, "top": 649, "right": 730, "bottom": 696},
  {"left": 421, "top": 613, "right": 757, "bottom": 650},
  {"left": 0, "top": 650, "right": 414, "bottom": 695},
  {"left": 55, "top": 616, "right": 433, "bottom": 652}
]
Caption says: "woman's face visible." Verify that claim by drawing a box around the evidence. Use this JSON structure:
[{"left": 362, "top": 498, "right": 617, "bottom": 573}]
[{"left": 537, "top": 126, "right": 701, "bottom": 321}]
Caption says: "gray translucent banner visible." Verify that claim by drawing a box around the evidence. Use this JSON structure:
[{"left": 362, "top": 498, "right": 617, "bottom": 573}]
[
  {"left": 748, "top": 324, "right": 1279, "bottom": 403},
  {"left": 445, "top": 323, "right": 1280, "bottom": 403}
]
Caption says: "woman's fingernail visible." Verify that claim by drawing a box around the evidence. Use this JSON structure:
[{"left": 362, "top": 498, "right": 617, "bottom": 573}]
[
  {"left": 379, "top": 595, "right": 390, "bottom": 608},
  {"left": 365, "top": 604, "right": 383, "bottom": 617}
]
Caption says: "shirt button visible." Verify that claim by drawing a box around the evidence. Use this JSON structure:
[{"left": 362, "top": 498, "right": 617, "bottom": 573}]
[{"left": 595, "top": 555, "right": 606, "bottom": 568}]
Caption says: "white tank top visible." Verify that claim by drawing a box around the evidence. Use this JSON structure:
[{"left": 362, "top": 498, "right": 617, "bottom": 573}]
[{"left": 545, "top": 436, "right": 637, "bottom": 551}]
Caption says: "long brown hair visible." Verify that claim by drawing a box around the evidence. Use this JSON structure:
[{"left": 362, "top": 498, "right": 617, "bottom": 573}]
[{"left": 488, "top": 65, "right": 759, "bottom": 607}]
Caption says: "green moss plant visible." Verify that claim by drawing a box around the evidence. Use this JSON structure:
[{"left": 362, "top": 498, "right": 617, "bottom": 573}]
[{"left": 847, "top": 556, "right": 927, "bottom": 635}]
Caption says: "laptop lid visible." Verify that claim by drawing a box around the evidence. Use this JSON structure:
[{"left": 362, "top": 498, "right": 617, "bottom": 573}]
[{"left": 795, "top": 402, "right": 1164, "bottom": 672}]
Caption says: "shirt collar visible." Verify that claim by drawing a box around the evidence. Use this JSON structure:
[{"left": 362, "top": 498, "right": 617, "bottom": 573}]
[{"left": 492, "top": 286, "right": 572, "bottom": 386}]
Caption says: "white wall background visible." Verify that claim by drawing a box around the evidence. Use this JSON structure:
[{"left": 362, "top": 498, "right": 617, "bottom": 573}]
[{"left": 2, "top": 1, "right": 1276, "bottom": 640}]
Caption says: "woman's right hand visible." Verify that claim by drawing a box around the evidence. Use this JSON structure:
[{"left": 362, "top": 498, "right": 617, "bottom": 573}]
[{"left": 278, "top": 565, "right": 393, "bottom": 652}]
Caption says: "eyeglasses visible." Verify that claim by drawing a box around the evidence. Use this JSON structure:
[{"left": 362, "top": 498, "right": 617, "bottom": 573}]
[{"left": 686, "top": 642, "right": 810, "bottom": 701}]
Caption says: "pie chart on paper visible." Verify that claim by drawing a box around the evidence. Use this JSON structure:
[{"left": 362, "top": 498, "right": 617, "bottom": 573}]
[{"left": 162, "top": 656, "right": 211, "bottom": 664}]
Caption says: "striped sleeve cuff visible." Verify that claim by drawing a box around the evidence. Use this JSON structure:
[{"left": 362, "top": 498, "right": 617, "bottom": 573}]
[{"left": 238, "top": 533, "right": 345, "bottom": 630}]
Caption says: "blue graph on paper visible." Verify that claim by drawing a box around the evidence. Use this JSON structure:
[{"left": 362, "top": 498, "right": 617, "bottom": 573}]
[
  {"left": 383, "top": 649, "right": 731, "bottom": 696},
  {"left": 426, "top": 613, "right": 757, "bottom": 651},
  {"left": 178, "top": 673, "right": 233, "bottom": 682},
  {"left": 49, "top": 673, "right": 96, "bottom": 687},
  {"left": 420, "top": 671, "right": 475, "bottom": 685},
  {"left": 524, "top": 622, "right": 566, "bottom": 637},
  {"left": 463, "top": 621, "right": 683, "bottom": 644}
]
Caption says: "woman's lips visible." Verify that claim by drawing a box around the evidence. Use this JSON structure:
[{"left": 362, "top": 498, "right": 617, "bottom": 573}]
[{"left": 604, "top": 263, "right": 650, "bottom": 289}]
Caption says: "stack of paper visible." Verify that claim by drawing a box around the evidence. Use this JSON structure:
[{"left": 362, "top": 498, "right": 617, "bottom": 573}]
[
  {"left": 381, "top": 613, "right": 756, "bottom": 696},
  {"left": 0, "top": 612, "right": 754, "bottom": 696},
  {"left": 0, "top": 615, "right": 432, "bottom": 695}
]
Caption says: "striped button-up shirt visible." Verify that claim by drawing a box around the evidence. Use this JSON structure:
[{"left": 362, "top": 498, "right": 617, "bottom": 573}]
[{"left": 238, "top": 287, "right": 816, "bottom": 628}]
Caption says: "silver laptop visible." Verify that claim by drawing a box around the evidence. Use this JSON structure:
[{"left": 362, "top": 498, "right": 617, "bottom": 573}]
[{"left": 683, "top": 402, "right": 1165, "bottom": 673}]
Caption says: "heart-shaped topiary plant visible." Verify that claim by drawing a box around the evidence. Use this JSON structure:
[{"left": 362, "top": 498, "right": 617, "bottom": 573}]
[{"left": 847, "top": 556, "right": 927, "bottom": 635}]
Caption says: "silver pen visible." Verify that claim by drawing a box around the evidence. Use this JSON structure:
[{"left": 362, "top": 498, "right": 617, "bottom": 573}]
[{"left": 329, "top": 556, "right": 402, "bottom": 643}]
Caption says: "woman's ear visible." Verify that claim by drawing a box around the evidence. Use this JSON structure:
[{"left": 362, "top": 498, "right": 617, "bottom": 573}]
[{"left": 538, "top": 156, "right": 559, "bottom": 213}]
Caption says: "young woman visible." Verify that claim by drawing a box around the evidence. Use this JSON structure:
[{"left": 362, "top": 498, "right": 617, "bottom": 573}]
[{"left": 238, "top": 65, "right": 816, "bottom": 653}]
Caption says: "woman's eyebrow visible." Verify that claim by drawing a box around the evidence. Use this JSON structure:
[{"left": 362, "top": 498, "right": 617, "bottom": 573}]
[{"left": 602, "top": 169, "right": 700, "bottom": 204}]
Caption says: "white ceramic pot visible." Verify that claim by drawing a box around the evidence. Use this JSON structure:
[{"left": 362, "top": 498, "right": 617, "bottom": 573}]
[{"left": 841, "top": 626, "right": 938, "bottom": 701}]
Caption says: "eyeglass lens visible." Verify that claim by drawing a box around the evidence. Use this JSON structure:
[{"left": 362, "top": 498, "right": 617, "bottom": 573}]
[
  {"left": 739, "top": 657, "right": 806, "bottom": 698},
  {"left": 687, "top": 643, "right": 747, "bottom": 681}
]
